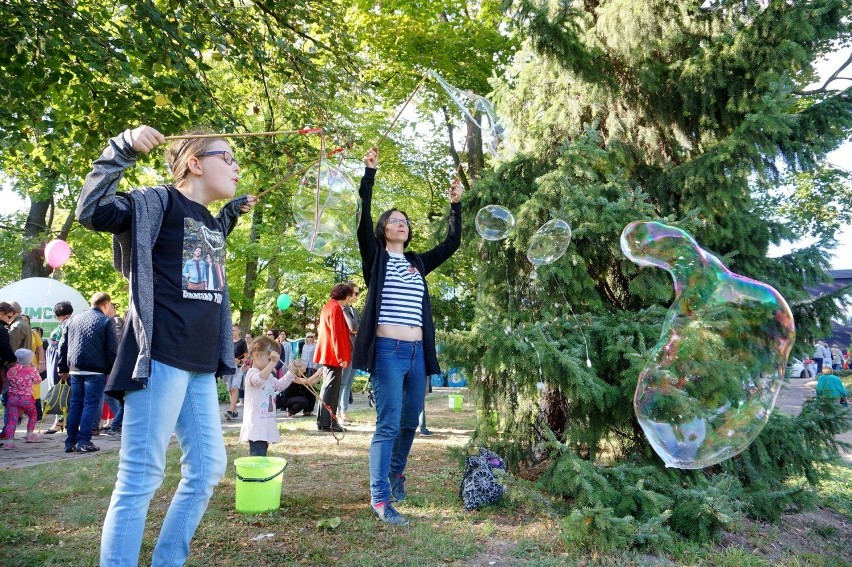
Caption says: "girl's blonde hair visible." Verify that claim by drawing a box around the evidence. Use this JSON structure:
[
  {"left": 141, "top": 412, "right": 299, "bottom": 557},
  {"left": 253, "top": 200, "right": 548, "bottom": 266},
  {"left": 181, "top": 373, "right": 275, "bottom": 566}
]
[
  {"left": 250, "top": 336, "right": 278, "bottom": 357},
  {"left": 165, "top": 128, "right": 227, "bottom": 186}
]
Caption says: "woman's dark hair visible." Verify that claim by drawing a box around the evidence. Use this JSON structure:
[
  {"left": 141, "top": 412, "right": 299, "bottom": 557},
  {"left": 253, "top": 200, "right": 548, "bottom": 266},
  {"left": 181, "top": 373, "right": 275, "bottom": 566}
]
[
  {"left": 330, "top": 283, "right": 354, "bottom": 301},
  {"left": 0, "top": 301, "right": 13, "bottom": 315},
  {"left": 53, "top": 301, "right": 73, "bottom": 317},
  {"left": 375, "top": 208, "right": 412, "bottom": 249}
]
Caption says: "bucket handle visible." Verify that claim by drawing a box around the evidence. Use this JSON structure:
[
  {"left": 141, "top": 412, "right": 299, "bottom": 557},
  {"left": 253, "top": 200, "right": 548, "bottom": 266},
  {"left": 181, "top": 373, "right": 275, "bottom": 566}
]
[{"left": 235, "top": 461, "right": 288, "bottom": 483}]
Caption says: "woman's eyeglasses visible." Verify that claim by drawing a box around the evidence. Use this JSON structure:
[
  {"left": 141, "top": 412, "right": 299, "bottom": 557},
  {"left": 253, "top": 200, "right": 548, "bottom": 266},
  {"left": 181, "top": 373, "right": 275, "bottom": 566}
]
[
  {"left": 196, "top": 150, "right": 237, "bottom": 166},
  {"left": 386, "top": 218, "right": 410, "bottom": 227}
]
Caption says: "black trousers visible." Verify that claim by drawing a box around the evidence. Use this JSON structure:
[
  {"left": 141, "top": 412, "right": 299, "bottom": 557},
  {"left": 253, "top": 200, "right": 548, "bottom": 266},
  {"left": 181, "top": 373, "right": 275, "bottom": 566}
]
[
  {"left": 249, "top": 440, "right": 268, "bottom": 456},
  {"left": 317, "top": 365, "right": 343, "bottom": 429}
]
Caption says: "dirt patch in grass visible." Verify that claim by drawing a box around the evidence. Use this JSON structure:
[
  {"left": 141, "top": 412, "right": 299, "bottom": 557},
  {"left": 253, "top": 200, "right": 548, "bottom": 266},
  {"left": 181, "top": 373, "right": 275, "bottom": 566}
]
[{"left": 718, "top": 508, "right": 852, "bottom": 564}]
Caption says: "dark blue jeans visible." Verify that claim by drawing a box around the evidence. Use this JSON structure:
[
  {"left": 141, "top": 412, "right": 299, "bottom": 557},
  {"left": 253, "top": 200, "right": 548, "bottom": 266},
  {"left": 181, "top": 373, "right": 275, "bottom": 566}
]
[
  {"left": 368, "top": 338, "right": 426, "bottom": 504},
  {"left": 65, "top": 373, "right": 106, "bottom": 448}
]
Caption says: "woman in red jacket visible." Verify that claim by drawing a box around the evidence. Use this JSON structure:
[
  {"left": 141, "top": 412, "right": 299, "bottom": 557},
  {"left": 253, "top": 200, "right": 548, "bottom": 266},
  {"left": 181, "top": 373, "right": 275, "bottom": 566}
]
[{"left": 314, "top": 283, "right": 355, "bottom": 432}]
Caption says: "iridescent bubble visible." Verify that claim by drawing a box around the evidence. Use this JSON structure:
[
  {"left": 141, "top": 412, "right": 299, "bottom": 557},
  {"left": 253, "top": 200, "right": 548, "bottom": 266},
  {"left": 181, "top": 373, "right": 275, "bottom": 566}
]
[
  {"left": 621, "top": 221, "right": 795, "bottom": 469},
  {"left": 475, "top": 205, "right": 516, "bottom": 240},
  {"left": 526, "top": 219, "right": 572, "bottom": 267},
  {"left": 291, "top": 159, "right": 361, "bottom": 257},
  {"left": 430, "top": 70, "right": 517, "bottom": 161}
]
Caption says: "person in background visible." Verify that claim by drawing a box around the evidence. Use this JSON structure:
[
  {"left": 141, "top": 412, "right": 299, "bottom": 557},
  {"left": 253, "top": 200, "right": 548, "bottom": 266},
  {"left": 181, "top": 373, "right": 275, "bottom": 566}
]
[
  {"left": 225, "top": 323, "right": 248, "bottom": 421},
  {"left": 831, "top": 343, "right": 843, "bottom": 372},
  {"left": 353, "top": 146, "right": 463, "bottom": 526},
  {"left": 2, "top": 348, "right": 42, "bottom": 449},
  {"left": 301, "top": 330, "right": 318, "bottom": 378},
  {"left": 277, "top": 359, "right": 322, "bottom": 417},
  {"left": 314, "top": 283, "right": 354, "bottom": 432},
  {"left": 338, "top": 283, "right": 361, "bottom": 426},
  {"left": 28, "top": 321, "right": 46, "bottom": 421},
  {"left": 43, "top": 301, "right": 73, "bottom": 434},
  {"left": 58, "top": 291, "right": 117, "bottom": 453},
  {"left": 816, "top": 365, "right": 848, "bottom": 407},
  {"left": 0, "top": 302, "right": 19, "bottom": 442}
]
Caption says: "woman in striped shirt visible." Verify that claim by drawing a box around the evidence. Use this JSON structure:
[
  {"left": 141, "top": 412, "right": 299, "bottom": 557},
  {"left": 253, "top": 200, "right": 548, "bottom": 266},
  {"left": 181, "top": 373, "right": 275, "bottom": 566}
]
[{"left": 353, "top": 146, "right": 463, "bottom": 525}]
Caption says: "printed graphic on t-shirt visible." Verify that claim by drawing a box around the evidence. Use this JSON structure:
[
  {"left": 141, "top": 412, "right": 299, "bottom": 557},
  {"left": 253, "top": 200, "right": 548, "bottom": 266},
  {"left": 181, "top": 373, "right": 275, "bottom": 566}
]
[
  {"left": 260, "top": 380, "right": 276, "bottom": 418},
  {"left": 181, "top": 218, "right": 226, "bottom": 300}
]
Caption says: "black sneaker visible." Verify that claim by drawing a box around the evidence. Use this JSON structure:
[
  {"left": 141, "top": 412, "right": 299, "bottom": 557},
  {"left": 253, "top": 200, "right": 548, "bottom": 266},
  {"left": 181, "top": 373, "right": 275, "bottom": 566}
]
[
  {"left": 372, "top": 501, "right": 409, "bottom": 526},
  {"left": 224, "top": 411, "right": 238, "bottom": 421},
  {"left": 76, "top": 443, "right": 100, "bottom": 453},
  {"left": 106, "top": 429, "right": 121, "bottom": 436},
  {"left": 419, "top": 428, "right": 433, "bottom": 436},
  {"left": 318, "top": 425, "right": 347, "bottom": 433},
  {"left": 389, "top": 474, "right": 407, "bottom": 502},
  {"left": 64, "top": 444, "right": 75, "bottom": 453}
]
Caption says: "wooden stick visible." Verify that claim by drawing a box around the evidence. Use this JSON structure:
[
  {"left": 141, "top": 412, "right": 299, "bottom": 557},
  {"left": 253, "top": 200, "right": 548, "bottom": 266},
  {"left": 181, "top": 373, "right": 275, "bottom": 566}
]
[
  {"left": 375, "top": 75, "right": 428, "bottom": 149},
  {"left": 164, "top": 128, "right": 321, "bottom": 141}
]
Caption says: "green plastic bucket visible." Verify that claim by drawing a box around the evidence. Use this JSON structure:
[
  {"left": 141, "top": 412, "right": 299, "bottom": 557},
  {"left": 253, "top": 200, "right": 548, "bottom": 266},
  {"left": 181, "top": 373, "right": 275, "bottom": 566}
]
[
  {"left": 234, "top": 456, "right": 287, "bottom": 513},
  {"left": 448, "top": 394, "right": 464, "bottom": 411}
]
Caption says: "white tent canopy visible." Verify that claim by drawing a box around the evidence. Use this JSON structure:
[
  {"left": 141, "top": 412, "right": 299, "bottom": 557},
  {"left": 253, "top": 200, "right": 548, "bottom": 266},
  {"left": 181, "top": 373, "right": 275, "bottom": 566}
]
[{"left": 0, "top": 277, "right": 90, "bottom": 334}]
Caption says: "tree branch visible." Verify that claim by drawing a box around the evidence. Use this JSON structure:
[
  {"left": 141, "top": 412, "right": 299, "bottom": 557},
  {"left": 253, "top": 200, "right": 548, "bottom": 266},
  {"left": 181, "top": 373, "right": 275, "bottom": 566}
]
[{"left": 795, "top": 53, "right": 852, "bottom": 95}]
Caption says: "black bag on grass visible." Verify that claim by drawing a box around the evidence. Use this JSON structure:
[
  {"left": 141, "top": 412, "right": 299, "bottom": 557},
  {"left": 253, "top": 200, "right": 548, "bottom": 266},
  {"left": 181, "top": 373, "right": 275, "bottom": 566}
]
[{"left": 459, "top": 448, "right": 506, "bottom": 510}]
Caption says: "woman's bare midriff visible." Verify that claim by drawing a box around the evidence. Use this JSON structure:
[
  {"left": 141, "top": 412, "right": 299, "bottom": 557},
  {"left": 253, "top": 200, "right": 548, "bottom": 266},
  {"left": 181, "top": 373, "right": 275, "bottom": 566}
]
[{"left": 376, "top": 324, "right": 423, "bottom": 342}]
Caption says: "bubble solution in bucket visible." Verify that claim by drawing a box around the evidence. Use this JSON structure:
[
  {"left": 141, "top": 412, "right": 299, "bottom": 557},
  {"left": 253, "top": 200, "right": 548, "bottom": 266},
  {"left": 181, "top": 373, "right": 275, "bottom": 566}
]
[
  {"left": 234, "top": 456, "right": 287, "bottom": 513},
  {"left": 448, "top": 394, "right": 464, "bottom": 411}
]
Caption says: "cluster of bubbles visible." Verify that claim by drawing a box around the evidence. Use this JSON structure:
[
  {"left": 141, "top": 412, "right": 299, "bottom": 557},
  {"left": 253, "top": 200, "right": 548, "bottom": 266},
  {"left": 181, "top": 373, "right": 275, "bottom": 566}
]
[
  {"left": 291, "top": 159, "right": 361, "bottom": 257},
  {"left": 474, "top": 205, "right": 572, "bottom": 271},
  {"left": 621, "top": 221, "right": 795, "bottom": 469},
  {"left": 430, "top": 70, "right": 517, "bottom": 162}
]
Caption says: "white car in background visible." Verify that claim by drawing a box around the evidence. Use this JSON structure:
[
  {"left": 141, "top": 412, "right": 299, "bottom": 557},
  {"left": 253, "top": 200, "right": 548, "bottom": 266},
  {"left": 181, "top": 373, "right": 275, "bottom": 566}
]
[{"left": 786, "top": 357, "right": 818, "bottom": 379}]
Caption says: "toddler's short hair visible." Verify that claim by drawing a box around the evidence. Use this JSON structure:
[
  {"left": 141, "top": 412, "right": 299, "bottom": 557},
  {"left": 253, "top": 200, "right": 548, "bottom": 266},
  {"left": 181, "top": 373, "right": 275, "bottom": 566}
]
[{"left": 250, "top": 336, "right": 278, "bottom": 356}]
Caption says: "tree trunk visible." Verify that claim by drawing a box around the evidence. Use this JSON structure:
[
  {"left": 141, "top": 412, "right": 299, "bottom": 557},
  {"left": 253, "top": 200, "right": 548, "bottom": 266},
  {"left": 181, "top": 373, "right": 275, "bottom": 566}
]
[
  {"left": 239, "top": 205, "right": 262, "bottom": 332},
  {"left": 21, "top": 199, "right": 52, "bottom": 279}
]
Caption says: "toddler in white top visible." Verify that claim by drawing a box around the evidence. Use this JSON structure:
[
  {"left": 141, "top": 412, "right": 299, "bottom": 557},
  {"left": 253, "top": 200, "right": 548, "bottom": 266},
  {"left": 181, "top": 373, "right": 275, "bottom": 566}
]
[{"left": 239, "top": 336, "right": 294, "bottom": 456}]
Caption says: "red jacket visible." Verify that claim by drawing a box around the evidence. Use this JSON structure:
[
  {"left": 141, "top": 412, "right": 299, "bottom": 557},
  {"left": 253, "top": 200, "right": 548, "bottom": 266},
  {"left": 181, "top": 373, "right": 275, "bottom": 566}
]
[{"left": 315, "top": 299, "right": 351, "bottom": 367}]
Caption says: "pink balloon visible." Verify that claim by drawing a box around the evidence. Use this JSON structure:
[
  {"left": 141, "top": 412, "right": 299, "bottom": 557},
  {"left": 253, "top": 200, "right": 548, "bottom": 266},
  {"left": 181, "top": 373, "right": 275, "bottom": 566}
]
[{"left": 44, "top": 239, "right": 71, "bottom": 269}]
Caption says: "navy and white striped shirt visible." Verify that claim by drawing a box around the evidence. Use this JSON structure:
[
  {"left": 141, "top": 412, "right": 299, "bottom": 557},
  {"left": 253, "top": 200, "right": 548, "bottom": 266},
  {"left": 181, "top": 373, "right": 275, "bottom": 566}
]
[{"left": 378, "top": 253, "right": 424, "bottom": 327}]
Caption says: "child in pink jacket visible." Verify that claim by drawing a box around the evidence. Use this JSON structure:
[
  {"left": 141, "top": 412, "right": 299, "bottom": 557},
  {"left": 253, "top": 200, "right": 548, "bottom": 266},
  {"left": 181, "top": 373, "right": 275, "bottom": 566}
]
[{"left": 4, "top": 348, "right": 42, "bottom": 449}]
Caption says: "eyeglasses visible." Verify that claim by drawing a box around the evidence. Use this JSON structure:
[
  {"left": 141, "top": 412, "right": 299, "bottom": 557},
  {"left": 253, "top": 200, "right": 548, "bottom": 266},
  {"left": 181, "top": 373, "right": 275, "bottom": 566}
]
[
  {"left": 265, "top": 333, "right": 274, "bottom": 337},
  {"left": 386, "top": 218, "right": 411, "bottom": 227},
  {"left": 196, "top": 150, "right": 237, "bottom": 166},
  {"left": 306, "top": 335, "right": 315, "bottom": 338}
]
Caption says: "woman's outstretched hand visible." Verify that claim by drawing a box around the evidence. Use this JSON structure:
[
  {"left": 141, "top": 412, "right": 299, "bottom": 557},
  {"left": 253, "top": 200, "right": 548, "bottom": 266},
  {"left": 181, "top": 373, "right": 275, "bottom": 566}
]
[
  {"left": 364, "top": 146, "right": 379, "bottom": 169},
  {"left": 129, "top": 125, "right": 165, "bottom": 154},
  {"left": 449, "top": 178, "right": 463, "bottom": 204}
]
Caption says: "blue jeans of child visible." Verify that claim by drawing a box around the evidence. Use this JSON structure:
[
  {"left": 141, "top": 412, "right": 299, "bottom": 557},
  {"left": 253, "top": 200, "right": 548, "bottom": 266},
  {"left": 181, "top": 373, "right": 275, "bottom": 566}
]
[
  {"left": 368, "top": 337, "right": 426, "bottom": 505},
  {"left": 65, "top": 373, "right": 105, "bottom": 448},
  {"left": 100, "top": 360, "right": 227, "bottom": 567}
]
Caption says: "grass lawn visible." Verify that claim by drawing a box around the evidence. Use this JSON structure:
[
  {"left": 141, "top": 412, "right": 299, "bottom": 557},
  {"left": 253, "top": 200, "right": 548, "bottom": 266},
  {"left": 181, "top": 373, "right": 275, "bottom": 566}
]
[{"left": 1, "top": 391, "right": 850, "bottom": 566}]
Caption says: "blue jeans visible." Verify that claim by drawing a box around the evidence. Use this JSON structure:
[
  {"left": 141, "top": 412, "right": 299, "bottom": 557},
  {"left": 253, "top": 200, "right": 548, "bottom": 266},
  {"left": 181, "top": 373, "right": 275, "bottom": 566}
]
[
  {"left": 100, "top": 361, "right": 227, "bottom": 567},
  {"left": 369, "top": 338, "right": 426, "bottom": 504},
  {"left": 65, "top": 374, "right": 105, "bottom": 448},
  {"left": 339, "top": 365, "right": 355, "bottom": 413}
]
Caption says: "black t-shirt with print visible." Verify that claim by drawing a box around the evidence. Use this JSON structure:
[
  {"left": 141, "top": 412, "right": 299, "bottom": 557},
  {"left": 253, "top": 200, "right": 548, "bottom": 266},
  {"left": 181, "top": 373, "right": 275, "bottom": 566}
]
[{"left": 150, "top": 186, "right": 227, "bottom": 372}]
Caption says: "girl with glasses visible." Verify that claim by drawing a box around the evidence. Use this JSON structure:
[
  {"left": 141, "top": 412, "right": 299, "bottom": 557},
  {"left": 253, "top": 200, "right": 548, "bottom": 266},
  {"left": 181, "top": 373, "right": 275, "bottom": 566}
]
[
  {"left": 353, "top": 146, "right": 463, "bottom": 525},
  {"left": 76, "top": 125, "right": 257, "bottom": 566}
]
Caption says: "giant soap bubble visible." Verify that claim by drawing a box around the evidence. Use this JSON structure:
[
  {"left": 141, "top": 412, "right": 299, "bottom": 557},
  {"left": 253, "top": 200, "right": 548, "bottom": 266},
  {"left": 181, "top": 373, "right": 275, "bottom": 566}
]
[
  {"left": 475, "top": 205, "right": 515, "bottom": 241},
  {"left": 526, "top": 219, "right": 572, "bottom": 267},
  {"left": 621, "top": 221, "right": 795, "bottom": 469},
  {"left": 291, "top": 159, "right": 360, "bottom": 257},
  {"left": 430, "top": 70, "right": 516, "bottom": 161}
]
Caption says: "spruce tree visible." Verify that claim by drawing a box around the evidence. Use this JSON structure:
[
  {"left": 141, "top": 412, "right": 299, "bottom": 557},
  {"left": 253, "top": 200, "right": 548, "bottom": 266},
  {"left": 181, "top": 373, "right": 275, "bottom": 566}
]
[{"left": 443, "top": 0, "right": 852, "bottom": 547}]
